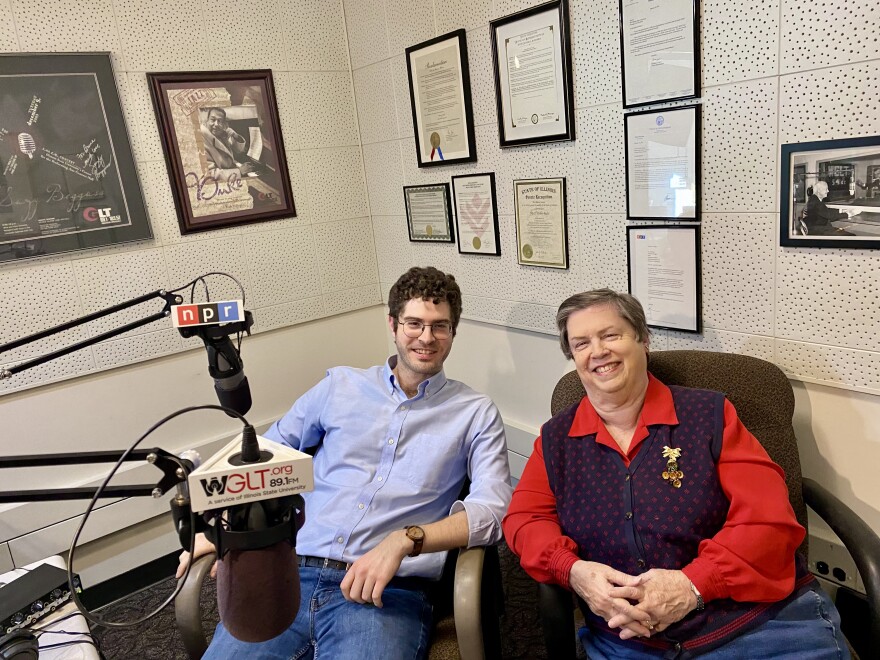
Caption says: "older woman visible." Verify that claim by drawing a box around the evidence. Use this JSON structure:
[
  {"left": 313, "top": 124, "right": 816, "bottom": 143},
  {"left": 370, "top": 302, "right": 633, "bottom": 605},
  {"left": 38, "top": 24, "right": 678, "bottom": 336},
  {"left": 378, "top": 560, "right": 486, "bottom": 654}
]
[{"left": 503, "top": 290, "right": 848, "bottom": 659}]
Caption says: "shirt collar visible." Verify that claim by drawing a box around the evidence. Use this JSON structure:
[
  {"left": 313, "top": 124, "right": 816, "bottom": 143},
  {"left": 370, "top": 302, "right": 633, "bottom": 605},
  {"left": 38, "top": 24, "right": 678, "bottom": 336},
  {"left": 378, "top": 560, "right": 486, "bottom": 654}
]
[{"left": 384, "top": 356, "right": 448, "bottom": 398}]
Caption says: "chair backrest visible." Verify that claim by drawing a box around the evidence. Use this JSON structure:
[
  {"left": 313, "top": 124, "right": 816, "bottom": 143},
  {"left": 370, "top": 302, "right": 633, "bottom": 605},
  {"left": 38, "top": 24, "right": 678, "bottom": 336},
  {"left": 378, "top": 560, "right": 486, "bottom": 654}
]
[{"left": 550, "top": 350, "right": 808, "bottom": 551}]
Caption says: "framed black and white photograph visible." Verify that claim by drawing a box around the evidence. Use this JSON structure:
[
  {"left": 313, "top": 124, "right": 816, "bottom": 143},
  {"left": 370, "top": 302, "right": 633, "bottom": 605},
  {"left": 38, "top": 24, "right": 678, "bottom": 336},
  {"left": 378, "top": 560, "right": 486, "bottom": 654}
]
[
  {"left": 0, "top": 52, "right": 151, "bottom": 262},
  {"left": 451, "top": 173, "right": 500, "bottom": 255},
  {"left": 403, "top": 183, "right": 454, "bottom": 242},
  {"left": 514, "top": 177, "right": 568, "bottom": 268},
  {"left": 490, "top": 0, "right": 576, "bottom": 148},
  {"left": 406, "top": 30, "right": 477, "bottom": 167},
  {"left": 624, "top": 104, "right": 700, "bottom": 221},
  {"left": 780, "top": 135, "right": 880, "bottom": 249},
  {"left": 619, "top": 0, "right": 700, "bottom": 109},
  {"left": 627, "top": 225, "right": 701, "bottom": 333},
  {"left": 148, "top": 69, "right": 295, "bottom": 235}
]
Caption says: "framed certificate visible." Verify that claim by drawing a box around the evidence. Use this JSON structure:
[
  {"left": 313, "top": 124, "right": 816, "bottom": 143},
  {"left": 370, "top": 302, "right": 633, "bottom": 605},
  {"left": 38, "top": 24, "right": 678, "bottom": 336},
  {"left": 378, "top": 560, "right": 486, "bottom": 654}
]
[
  {"left": 403, "top": 183, "right": 454, "bottom": 242},
  {"left": 490, "top": 0, "right": 576, "bottom": 148},
  {"left": 619, "top": 0, "right": 700, "bottom": 108},
  {"left": 514, "top": 177, "right": 568, "bottom": 269},
  {"left": 627, "top": 225, "right": 700, "bottom": 333},
  {"left": 452, "top": 173, "right": 500, "bottom": 255},
  {"left": 405, "top": 30, "right": 477, "bottom": 167},
  {"left": 624, "top": 105, "right": 700, "bottom": 221}
]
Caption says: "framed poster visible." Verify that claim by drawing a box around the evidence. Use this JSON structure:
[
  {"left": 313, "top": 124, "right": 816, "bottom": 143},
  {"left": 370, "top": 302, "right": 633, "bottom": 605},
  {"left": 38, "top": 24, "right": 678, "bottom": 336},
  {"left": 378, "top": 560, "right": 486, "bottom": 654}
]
[
  {"left": 405, "top": 30, "right": 477, "bottom": 167},
  {"left": 0, "top": 52, "right": 151, "bottom": 262},
  {"left": 513, "top": 177, "right": 568, "bottom": 268},
  {"left": 624, "top": 104, "right": 700, "bottom": 221},
  {"left": 403, "top": 183, "right": 454, "bottom": 242},
  {"left": 490, "top": 0, "right": 576, "bottom": 148},
  {"left": 627, "top": 225, "right": 700, "bottom": 333},
  {"left": 780, "top": 135, "right": 880, "bottom": 249},
  {"left": 452, "top": 173, "right": 500, "bottom": 255},
  {"left": 619, "top": 0, "right": 699, "bottom": 108},
  {"left": 148, "top": 69, "right": 295, "bottom": 235}
]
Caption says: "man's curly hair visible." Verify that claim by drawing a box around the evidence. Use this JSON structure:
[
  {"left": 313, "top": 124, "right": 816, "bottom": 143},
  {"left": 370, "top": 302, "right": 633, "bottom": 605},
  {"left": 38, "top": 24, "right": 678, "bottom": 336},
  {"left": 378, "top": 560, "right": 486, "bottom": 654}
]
[{"left": 388, "top": 267, "right": 462, "bottom": 332}]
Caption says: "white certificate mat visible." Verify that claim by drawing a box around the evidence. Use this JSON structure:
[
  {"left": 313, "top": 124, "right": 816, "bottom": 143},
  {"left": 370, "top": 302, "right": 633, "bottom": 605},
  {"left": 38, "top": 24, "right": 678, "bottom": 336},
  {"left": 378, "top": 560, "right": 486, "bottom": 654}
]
[
  {"left": 620, "top": 0, "right": 698, "bottom": 107},
  {"left": 514, "top": 177, "right": 568, "bottom": 268},
  {"left": 404, "top": 183, "right": 454, "bottom": 242},
  {"left": 452, "top": 173, "right": 500, "bottom": 255},
  {"left": 627, "top": 225, "right": 700, "bottom": 332},
  {"left": 625, "top": 105, "right": 699, "bottom": 220}
]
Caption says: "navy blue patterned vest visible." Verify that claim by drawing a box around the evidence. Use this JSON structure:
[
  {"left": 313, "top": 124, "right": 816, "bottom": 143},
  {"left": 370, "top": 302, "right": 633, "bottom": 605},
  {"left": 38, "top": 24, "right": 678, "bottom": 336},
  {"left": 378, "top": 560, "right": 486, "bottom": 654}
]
[{"left": 542, "top": 385, "right": 815, "bottom": 658}]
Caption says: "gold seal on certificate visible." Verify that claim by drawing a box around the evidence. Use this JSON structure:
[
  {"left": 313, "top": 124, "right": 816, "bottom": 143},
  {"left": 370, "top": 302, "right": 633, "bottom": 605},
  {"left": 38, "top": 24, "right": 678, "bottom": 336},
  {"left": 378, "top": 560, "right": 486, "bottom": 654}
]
[
  {"left": 514, "top": 177, "right": 568, "bottom": 269},
  {"left": 472, "top": 237, "right": 481, "bottom": 250}
]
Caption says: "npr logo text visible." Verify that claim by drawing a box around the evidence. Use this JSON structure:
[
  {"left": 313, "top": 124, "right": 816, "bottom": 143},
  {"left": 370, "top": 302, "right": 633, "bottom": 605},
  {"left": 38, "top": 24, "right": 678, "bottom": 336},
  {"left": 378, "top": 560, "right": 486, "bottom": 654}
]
[{"left": 172, "top": 300, "right": 244, "bottom": 328}]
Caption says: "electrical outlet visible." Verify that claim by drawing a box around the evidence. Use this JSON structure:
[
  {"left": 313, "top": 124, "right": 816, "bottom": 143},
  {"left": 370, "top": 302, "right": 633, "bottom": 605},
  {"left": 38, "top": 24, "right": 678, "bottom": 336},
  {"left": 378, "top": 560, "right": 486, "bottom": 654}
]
[{"left": 808, "top": 536, "right": 866, "bottom": 595}]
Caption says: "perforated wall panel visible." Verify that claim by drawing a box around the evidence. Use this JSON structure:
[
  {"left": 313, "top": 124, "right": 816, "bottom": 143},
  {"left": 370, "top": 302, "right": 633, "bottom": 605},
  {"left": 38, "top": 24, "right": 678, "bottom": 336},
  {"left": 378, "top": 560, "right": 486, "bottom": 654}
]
[
  {"left": 701, "top": 0, "right": 780, "bottom": 86},
  {"left": 344, "top": 0, "right": 389, "bottom": 69},
  {"left": 462, "top": 295, "right": 557, "bottom": 336},
  {"left": 204, "top": 0, "right": 287, "bottom": 71},
  {"left": 313, "top": 217, "right": 380, "bottom": 293},
  {"left": 667, "top": 328, "right": 775, "bottom": 361},
  {"left": 291, "top": 72, "right": 360, "bottom": 149},
  {"left": 0, "top": 1, "right": 16, "bottom": 51},
  {"left": 244, "top": 227, "right": 322, "bottom": 308},
  {"left": 115, "top": 0, "right": 209, "bottom": 71},
  {"left": 363, "top": 142, "right": 406, "bottom": 216},
  {"left": 571, "top": 0, "right": 621, "bottom": 109},
  {"left": 283, "top": 0, "right": 350, "bottom": 71},
  {"left": 385, "top": 0, "right": 435, "bottom": 57},
  {"left": 436, "top": 0, "right": 491, "bottom": 33},
  {"left": 324, "top": 283, "right": 382, "bottom": 315},
  {"left": 353, "top": 62, "right": 399, "bottom": 145},
  {"left": 777, "top": 340, "right": 880, "bottom": 392},
  {"left": 301, "top": 146, "right": 369, "bottom": 221}
]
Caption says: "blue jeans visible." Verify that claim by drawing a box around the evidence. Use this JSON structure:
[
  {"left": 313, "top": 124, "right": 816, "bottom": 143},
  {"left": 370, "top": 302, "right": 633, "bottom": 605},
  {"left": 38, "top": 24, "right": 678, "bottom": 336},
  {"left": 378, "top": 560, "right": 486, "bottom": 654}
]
[
  {"left": 203, "top": 565, "right": 433, "bottom": 660},
  {"left": 579, "top": 587, "right": 850, "bottom": 659}
]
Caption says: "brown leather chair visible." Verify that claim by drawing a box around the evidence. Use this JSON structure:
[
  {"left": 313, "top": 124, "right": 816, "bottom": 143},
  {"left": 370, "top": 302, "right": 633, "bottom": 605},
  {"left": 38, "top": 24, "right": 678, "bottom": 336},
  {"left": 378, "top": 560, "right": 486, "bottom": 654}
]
[{"left": 539, "top": 350, "right": 880, "bottom": 659}]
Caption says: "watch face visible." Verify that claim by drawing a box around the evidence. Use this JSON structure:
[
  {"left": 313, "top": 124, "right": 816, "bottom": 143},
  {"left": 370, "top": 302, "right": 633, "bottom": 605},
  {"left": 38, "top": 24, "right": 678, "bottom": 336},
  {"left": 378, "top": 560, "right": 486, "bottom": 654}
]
[{"left": 407, "top": 526, "right": 425, "bottom": 541}]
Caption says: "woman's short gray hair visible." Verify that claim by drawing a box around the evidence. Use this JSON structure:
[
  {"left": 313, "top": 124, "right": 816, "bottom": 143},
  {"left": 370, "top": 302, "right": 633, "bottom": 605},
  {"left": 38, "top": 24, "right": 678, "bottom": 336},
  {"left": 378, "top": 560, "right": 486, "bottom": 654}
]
[{"left": 556, "top": 289, "right": 650, "bottom": 359}]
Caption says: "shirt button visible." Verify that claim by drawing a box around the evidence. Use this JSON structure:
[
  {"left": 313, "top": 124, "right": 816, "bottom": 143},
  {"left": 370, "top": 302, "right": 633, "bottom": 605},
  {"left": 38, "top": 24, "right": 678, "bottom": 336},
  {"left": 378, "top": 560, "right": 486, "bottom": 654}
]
[
  {"left": 625, "top": 512, "right": 633, "bottom": 520},
  {"left": 337, "top": 537, "right": 343, "bottom": 543},
  {"left": 358, "top": 503, "right": 364, "bottom": 509},
  {"left": 377, "top": 476, "right": 383, "bottom": 482},
  {"left": 388, "top": 439, "right": 394, "bottom": 444},
  {"left": 637, "top": 559, "right": 646, "bottom": 568}
]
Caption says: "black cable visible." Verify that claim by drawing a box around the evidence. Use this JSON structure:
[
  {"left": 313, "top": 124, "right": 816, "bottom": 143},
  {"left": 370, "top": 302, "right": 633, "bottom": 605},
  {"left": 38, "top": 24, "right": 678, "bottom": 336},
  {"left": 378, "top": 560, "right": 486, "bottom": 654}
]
[
  {"left": 167, "top": 271, "right": 246, "bottom": 307},
  {"left": 66, "top": 404, "right": 249, "bottom": 629}
]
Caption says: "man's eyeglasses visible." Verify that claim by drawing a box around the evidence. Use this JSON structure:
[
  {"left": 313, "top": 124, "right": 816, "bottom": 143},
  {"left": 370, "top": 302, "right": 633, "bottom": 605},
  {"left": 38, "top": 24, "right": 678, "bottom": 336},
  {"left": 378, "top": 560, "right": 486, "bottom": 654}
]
[{"left": 398, "top": 319, "right": 453, "bottom": 339}]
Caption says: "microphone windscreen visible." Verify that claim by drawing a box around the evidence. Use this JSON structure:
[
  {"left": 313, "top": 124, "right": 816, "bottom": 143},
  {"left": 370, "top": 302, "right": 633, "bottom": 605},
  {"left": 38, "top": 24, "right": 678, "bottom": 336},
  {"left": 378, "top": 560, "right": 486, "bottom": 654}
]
[
  {"left": 214, "top": 375, "right": 252, "bottom": 415},
  {"left": 216, "top": 543, "right": 299, "bottom": 642}
]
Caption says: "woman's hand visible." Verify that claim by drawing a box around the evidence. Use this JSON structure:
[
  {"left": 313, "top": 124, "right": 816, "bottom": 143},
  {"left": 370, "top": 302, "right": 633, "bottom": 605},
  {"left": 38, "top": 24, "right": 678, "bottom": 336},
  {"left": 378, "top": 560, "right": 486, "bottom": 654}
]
[
  {"left": 607, "top": 568, "right": 697, "bottom": 637},
  {"left": 569, "top": 560, "right": 654, "bottom": 638},
  {"left": 176, "top": 532, "right": 217, "bottom": 579}
]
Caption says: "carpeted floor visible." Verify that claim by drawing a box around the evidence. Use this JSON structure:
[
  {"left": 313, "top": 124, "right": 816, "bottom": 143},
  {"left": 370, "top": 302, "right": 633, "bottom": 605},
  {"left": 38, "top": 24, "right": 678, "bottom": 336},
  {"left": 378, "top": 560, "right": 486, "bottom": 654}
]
[{"left": 90, "top": 543, "right": 581, "bottom": 659}]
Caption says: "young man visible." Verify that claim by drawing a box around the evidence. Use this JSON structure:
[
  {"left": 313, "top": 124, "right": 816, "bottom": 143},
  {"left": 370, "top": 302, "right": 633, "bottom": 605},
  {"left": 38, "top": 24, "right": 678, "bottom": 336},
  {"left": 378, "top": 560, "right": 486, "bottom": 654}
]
[{"left": 180, "top": 266, "right": 512, "bottom": 659}]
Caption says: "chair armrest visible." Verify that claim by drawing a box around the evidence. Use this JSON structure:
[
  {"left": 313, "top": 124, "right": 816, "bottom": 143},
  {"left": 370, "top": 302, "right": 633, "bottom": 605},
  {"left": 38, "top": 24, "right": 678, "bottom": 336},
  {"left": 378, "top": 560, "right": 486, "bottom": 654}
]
[
  {"left": 453, "top": 546, "right": 485, "bottom": 660},
  {"left": 539, "top": 582, "right": 577, "bottom": 660},
  {"left": 803, "top": 477, "right": 880, "bottom": 648},
  {"left": 175, "top": 552, "right": 216, "bottom": 660}
]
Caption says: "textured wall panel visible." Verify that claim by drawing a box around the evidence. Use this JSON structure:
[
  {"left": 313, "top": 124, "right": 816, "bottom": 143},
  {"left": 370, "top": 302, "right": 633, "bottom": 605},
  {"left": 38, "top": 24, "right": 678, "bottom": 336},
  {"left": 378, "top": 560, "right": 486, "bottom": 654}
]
[
  {"left": 362, "top": 142, "right": 406, "bottom": 216},
  {"left": 324, "top": 283, "right": 382, "bottom": 315},
  {"left": 780, "top": 0, "right": 880, "bottom": 74},
  {"left": 776, "top": 248, "right": 880, "bottom": 352},
  {"left": 353, "top": 61, "right": 399, "bottom": 144},
  {"left": 163, "top": 237, "right": 251, "bottom": 306},
  {"left": 251, "top": 297, "right": 327, "bottom": 334},
  {"left": 272, "top": 72, "right": 303, "bottom": 154},
  {"left": 314, "top": 217, "right": 379, "bottom": 293},
  {"left": 115, "top": 0, "right": 208, "bottom": 71},
  {"left": 0, "top": 0, "right": 16, "bottom": 51},
  {"left": 701, "top": 0, "right": 780, "bottom": 86},
  {"left": 283, "top": 0, "right": 349, "bottom": 71},
  {"left": 13, "top": 0, "right": 118, "bottom": 57},
  {"left": 204, "top": 0, "right": 286, "bottom": 71},
  {"left": 463, "top": 295, "right": 557, "bottom": 335},
  {"left": 372, "top": 216, "right": 414, "bottom": 284},
  {"left": 571, "top": 0, "right": 621, "bottom": 109},
  {"left": 577, "top": 214, "right": 628, "bottom": 292},
  {"left": 301, "top": 147, "right": 369, "bottom": 222},
  {"left": 0, "top": 352, "right": 96, "bottom": 394},
  {"left": 575, "top": 105, "right": 625, "bottom": 214},
  {"left": 495, "top": 142, "right": 578, "bottom": 217},
  {"left": 777, "top": 340, "right": 880, "bottom": 393},
  {"left": 291, "top": 72, "right": 359, "bottom": 149},
  {"left": 780, "top": 62, "right": 880, "bottom": 143},
  {"left": 385, "top": 0, "right": 435, "bottom": 56},
  {"left": 436, "top": 0, "right": 491, "bottom": 33},
  {"left": 243, "top": 227, "right": 321, "bottom": 307},
  {"left": 391, "top": 55, "right": 415, "bottom": 139},
  {"left": 92, "top": 328, "right": 183, "bottom": 370},
  {"left": 492, "top": 0, "right": 540, "bottom": 20},
  {"left": 122, "top": 73, "right": 166, "bottom": 163},
  {"left": 448, "top": 215, "right": 516, "bottom": 299},
  {"left": 465, "top": 27, "right": 497, "bottom": 128},
  {"left": 702, "top": 78, "right": 778, "bottom": 213},
  {"left": 510, "top": 224, "right": 583, "bottom": 305},
  {"left": 666, "top": 328, "right": 775, "bottom": 361},
  {"left": 700, "top": 213, "right": 775, "bottom": 334},
  {"left": 344, "top": 0, "right": 389, "bottom": 69}
]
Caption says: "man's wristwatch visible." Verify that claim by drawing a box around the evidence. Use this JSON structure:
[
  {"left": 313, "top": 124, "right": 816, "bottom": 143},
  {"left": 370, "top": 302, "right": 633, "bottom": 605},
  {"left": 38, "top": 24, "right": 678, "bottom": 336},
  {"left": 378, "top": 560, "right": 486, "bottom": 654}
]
[
  {"left": 404, "top": 525, "right": 425, "bottom": 557},
  {"left": 690, "top": 581, "right": 705, "bottom": 611}
]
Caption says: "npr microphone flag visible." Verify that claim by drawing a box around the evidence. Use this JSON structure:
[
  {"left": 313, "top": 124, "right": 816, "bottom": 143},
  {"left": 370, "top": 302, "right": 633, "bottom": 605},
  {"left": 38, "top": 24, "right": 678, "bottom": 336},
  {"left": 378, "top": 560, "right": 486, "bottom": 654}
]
[{"left": 172, "top": 300, "right": 245, "bottom": 328}]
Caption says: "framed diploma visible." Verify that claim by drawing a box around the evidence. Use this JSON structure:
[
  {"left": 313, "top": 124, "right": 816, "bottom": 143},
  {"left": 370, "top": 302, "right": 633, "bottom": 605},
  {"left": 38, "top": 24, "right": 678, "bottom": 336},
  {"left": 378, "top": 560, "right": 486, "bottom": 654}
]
[
  {"left": 513, "top": 177, "right": 568, "bottom": 269},
  {"left": 452, "top": 173, "right": 500, "bottom": 255},
  {"left": 405, "top": 30, "right": 477, "bottom": 168},
  {"left": 624, "top": 104, "right": 700, "bottom": 221},
  {"left": 490, "top": 0, "right": 576, "bottom": 148},
  {"left": 627, "top": 225, "right": 701, "bottom": 333},
  {"left": 403, "top": 183, "right": 454, "bottom": 242},
  {"left": 619, "top": 0, "right": 700, "bottom": 108},
  {"left": 148, "top": 69, "right": 295, "bottom": 235},
  {"left": 0, "top": 52, "right": 151, "bottom": 262}
]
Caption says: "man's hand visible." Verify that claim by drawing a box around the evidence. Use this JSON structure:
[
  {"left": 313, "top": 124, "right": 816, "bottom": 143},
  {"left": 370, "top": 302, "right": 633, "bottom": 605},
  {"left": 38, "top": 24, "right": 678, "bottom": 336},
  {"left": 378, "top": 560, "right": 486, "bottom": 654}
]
[
  {"left": 607, "top": 568, "right": 697, "bottom": 638},
  {"left": 239, "top": 162, "right": 257, "bottom": 175},
  {"left": 176, "top": 532, "right": 218, "bottom": 579},
  {"left": 569, "top": 560, "right": 654, "bottom": 639},
  {"left": 339, "top": 530, "right": 411, "bottom": 608}
]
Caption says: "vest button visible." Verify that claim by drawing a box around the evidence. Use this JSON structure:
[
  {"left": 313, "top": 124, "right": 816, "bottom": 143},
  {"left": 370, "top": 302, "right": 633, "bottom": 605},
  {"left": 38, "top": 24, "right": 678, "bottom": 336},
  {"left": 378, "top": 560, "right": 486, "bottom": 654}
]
[
  {"left": 625, "top": 511, "right": 633, "bottom": 520},
  {"left": 625, "top": 474, "right": 631, "bottom": 481},
  {"left": 637, "top": 559, "right": 646, "bottom": 568}
]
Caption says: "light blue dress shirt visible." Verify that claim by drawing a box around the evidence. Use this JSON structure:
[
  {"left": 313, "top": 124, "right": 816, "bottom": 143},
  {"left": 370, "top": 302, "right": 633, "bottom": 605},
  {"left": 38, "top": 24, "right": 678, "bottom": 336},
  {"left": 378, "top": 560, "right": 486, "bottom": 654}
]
[{"left": 262, "top": 356, "right": 512, "bottom": 580}]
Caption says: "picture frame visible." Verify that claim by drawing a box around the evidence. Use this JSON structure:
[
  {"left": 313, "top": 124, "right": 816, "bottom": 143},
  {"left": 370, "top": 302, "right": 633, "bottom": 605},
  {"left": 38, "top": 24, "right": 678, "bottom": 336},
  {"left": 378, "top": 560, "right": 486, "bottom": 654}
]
[
  {"left": 451, "top": 173, "right": 500, "bottom": 255},
  {"left": 619, "top": 0, "right": 700, "bottom": 109},
  {"left": 490, "top": 0, "right": 576, "bottom": 148},
  {"left": 624, "top": 104, "right": 700, "bottom": 221},
  {"left": 780, "top": 135, "right": 880, "bottom": 249},
  {"left": 514, "top": 177, "right": 568, "bottom": 269},
  {"left": 403, "top": 183, "right": 454, "bottom": 243},
  {"left": 405, "top": 30, "right": 477, "bottom": 168},
  {"left": 0, "top": 52, "right": 151, "bottom": 262},
  {"left": 147, "top": 69, "right": 294, "bottom": 235},
  {"left": 627, "top": 224, "right": 701, "bottom": 333}
]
